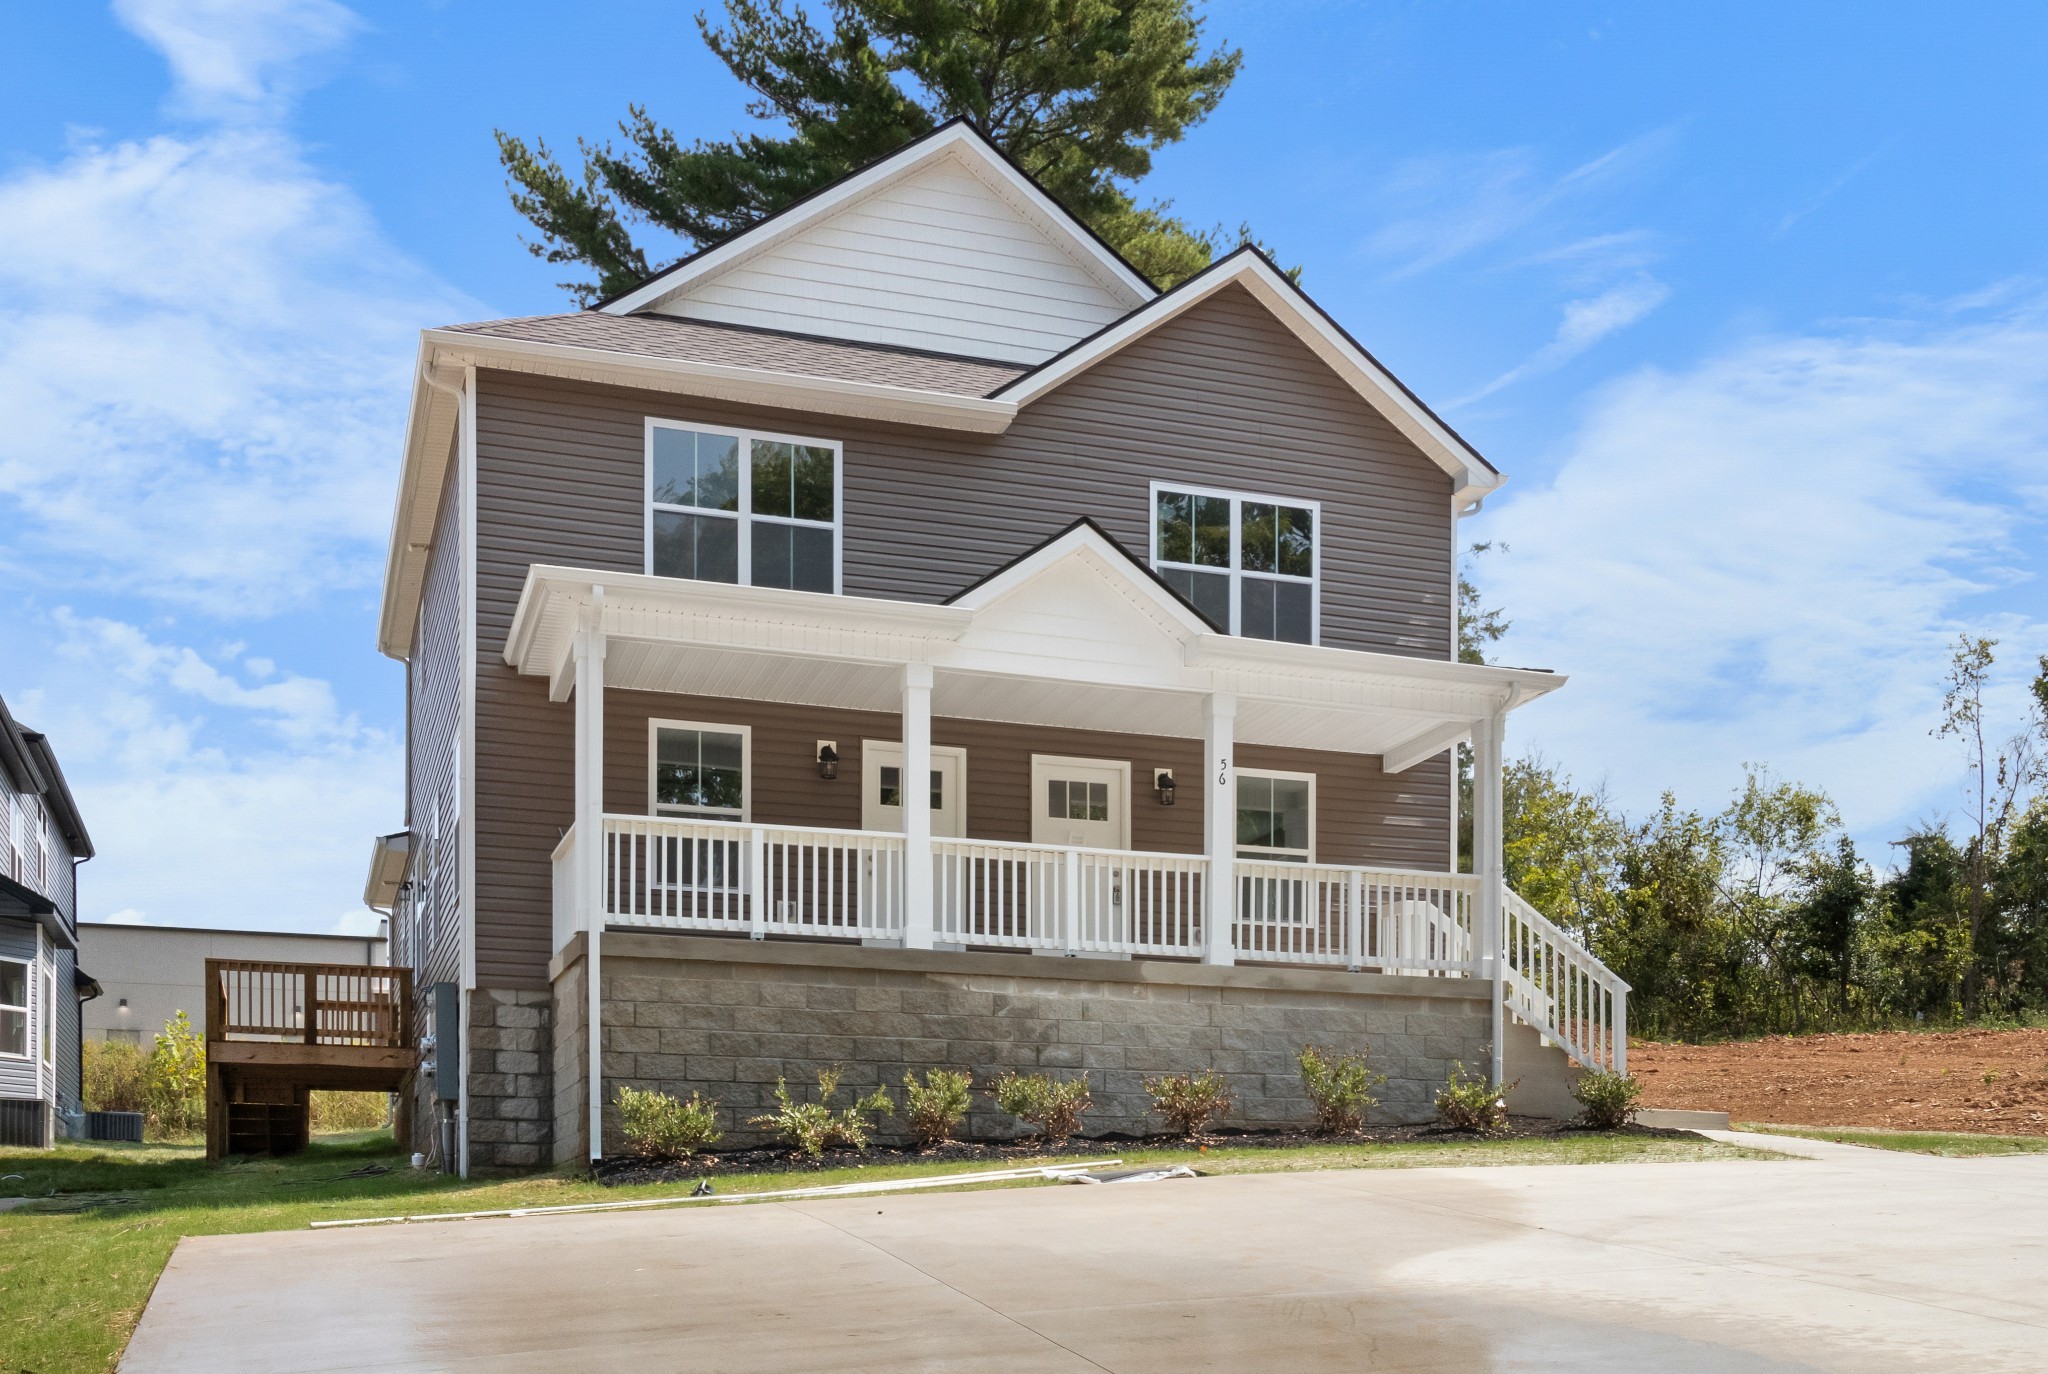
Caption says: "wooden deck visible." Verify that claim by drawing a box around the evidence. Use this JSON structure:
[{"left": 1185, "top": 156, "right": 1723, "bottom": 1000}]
[{"left": 204, "top": 959, "right": 417, "bottom": 1160}]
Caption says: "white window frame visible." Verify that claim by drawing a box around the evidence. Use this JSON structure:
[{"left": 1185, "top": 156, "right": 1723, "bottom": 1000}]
[
  {"left": 1235, "top": 767, "right": 1317, "bottom": 863},
  {"left": 648, "top": 719, "right": 753, "bottom": 821},
  {"left": 644, "top": 418, "right": 845, "bottom": 594},
  {"left": 1147, "top": 480, "right": 1321, "bottom": 644},
  {"left": 0, "top": 953, "right": 27, "bottom": 1060},
  {"left": 42, "top": 940, "right": 55, "bottom": 1070}
]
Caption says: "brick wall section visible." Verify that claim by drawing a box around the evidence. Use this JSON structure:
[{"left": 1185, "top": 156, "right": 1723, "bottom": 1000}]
[
  {"left": 551, "top": 934, "right": 1495, "bottom": 1156},
  {"left": 466, "top": 987, "right": 554, "bottom": 1169}
]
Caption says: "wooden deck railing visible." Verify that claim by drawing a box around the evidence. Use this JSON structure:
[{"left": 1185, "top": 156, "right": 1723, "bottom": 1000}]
[{"left": 205, "top": 959, "right": 414, "bottom": 1049}]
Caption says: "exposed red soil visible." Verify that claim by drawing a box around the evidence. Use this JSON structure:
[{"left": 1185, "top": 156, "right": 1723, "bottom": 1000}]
[{"left": 1632, "top": 1028, "right": 2048, "bottom": 1135}]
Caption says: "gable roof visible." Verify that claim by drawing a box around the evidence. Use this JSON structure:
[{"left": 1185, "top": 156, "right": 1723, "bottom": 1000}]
[
  {"left": 995, "top": 247, "right": 1501, "bottom": 498},
  {"left": 595, "top": 121, "right": 1155, "bottom": 364},
  {"left": 945, "top": 516, "right": 1223, "bottom": 636}
]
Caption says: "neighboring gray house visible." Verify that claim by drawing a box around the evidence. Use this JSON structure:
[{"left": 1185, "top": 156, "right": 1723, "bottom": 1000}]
[
  {"left": 78, "top": 923, "right": 386, "bottom": 1046},
  {"left": 373, "top": 123, "right": 1626, "bottom": 1173},
  {"left": 1, "top": 695, "right": 97, "bottom": 1147}
]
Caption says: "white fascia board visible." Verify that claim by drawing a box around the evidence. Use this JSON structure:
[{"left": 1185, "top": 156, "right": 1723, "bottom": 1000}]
[
  {"left": 376, "top": 344, "right": 463, "bottom": 661},
  {"left": 504, "top": 564, "right": 972, "bottom": 674},
  {"left": 997, "top": 253, "right": 1507, "bottom": 506},
  {"left": 946, "top": 523, "right": 1214, "bottom": 640},
  {"left": 423, "top": 330, "right": 1016, "bottom": 433},
  {"left": 598, "top": 123, "right": 1154, "bottom": 317},
  {"left": 1188, "top": 632, "right": 1565, "bottom": 704}
]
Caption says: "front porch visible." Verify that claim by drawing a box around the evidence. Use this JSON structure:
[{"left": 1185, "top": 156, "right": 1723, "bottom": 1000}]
[{"left": 506, "top": 525, "right": 1627, "bottom": 1159}]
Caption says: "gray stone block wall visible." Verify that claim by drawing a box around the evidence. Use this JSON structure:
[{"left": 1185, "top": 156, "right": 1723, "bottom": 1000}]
[
  {"left": 466, "top": 987, "right": 554, "bottom": 1169},
  {"left": 551, "top": 966, "right": 588, "bottom": 1166},
  {"left": 563, "top": 934, "right": 1495, "bottom": 1156}
]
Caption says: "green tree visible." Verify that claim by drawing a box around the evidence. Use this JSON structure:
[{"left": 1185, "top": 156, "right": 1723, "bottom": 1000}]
[
  {"left": 496, "top": 0, "right": 1247, "bottom": 303},
  {"left": 1717, "top": 764, "right": 1839, "bottom": 1028},
  {"left": 1607, "top": 796, "right": 1742, "bottom": 1040},
  {"left": 1783, "top": 834, "right": 1876, "bottom": 1021},
  {"left": 1986, "top": 800, "right": 2048, "bottom": 1014},
  {"left": 1871, "top": 829, "right": 1973, "bottom": 1021},
  {"left": 146, "top": 1011, "right": 207, "bottom": 1136},
  {"left": 1501, "top": 755, "right": 1624, "bottom": 941}
]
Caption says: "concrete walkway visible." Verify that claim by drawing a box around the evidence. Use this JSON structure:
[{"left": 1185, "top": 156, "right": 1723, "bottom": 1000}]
[{"left": 121, "top": 1139, "right": 2048, "bottom": 1373}]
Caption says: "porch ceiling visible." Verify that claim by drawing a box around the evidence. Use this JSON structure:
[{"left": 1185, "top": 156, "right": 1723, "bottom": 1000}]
[{"left": 506, "top": 542, "right": 1565, "bottom": 765}]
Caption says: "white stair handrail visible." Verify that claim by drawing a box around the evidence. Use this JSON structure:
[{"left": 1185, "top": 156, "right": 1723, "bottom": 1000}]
[{"left": 1500, "top": 886, "right": 1630, "bottom": 1075}]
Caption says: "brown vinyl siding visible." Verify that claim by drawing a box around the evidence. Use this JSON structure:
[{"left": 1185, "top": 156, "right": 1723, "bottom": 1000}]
[
  {"left": 403, "top": 450, "right": 463, "bottom": 995},
  {"left": 470, "top": 283, "right": 1456, "bottom": 986}
]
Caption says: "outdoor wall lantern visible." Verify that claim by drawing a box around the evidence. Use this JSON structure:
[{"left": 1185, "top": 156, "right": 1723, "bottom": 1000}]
[
  {"left": 817, "top": 741, "right": 840, "bottom": 780},
  {"left": 1154, "top": 769, "right": 1176, "bottom": 806}
]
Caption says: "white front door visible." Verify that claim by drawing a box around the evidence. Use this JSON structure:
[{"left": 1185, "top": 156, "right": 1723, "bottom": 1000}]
[
  {"left": 1030, "top": 756, "right": 1131, "bottom": 850},
  {"left": 861, "top": 741, "right": 967, "bottom": 838}
]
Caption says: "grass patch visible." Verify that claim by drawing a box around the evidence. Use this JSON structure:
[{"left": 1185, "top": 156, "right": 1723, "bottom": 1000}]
[
  {"left": 2, "top": 1127, "right": 1779, "bottom": 1373},
  {"left": 1744, "top": 1124, "right": 2048, "bottom": 1157}
]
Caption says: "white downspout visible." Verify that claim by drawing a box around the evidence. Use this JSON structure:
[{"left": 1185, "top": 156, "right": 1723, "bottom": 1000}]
[{"left": 576, "top": 588, "right": 607, "bottom": 1163}]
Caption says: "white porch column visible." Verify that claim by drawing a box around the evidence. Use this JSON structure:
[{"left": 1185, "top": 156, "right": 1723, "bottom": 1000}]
[
  {"left": 901, "top": 662, "right": 935, "bottom": 950},
  {"left": 574, "top": 590, "right": 607, "bottom": 1161},
  {"left": 1473, "top": 709, "right": 1506, "bottom": 1089},
  {"left": 1202, "top": 691, "right": 1236, "bottom": 967}
]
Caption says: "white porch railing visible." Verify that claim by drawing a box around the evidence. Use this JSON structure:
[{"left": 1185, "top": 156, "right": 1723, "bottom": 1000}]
[
  {"left": 1502, "top": 887, "right": 1629, "bottom": 1074},
  {"left": 932, "top": 838, "right": 1207, "bottom": 957},
  {"left": 1234, "top": 862, "right": 1478, "bottom": 974},
  {"left": 558, "top": 816, "right": 1628, "bottom": 1073}
]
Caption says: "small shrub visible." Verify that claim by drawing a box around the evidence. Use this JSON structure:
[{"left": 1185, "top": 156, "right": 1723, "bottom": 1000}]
[
  {"left": 145, "top": 1012, "right": 207, "bottom": 1137},
  {"left": 902, "top": 1068, "right": 973, "bottom": 1147},
  {"left": 1298, "top": 1044, "right": 1386, "bottom": 1135},
  {"left": 1435, "top": 1062, "right": 1514, "bottom": 1136},
  {"left": 989, "top": 1071, "right": 1091, "bottom": 1142},
  {"left": 1570, "top": 1070, "right": 1644, "bottom": 1131},
  {"left": 749, "top": 1068, "right": 891, "bottom": 1158},
  {"left": 617, "top": 1085, "right": 723, "bottom": 1159},
  {"left": 83, "top": 1037, "right": 149, "bottom": 1114},
  {"left": 310, "top": 1091, "right": 391, "bottom": 1134},
  {"left": 1144, "top": 1070, "right": 1233, "bottom": 1138}
]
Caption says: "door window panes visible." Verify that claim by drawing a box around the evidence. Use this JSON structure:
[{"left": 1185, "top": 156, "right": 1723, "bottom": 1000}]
[
  {"left": 1047, "top": 779, "right": 1110, "bottom": 822},
  {"left": 1237, "top": 773, "right": 1313, "bottom": 861},
  {"left": 1152, "top": 484, "right": 1317, "bottom": 643},
  {"left": 879, "top": 766, "right": 943, "bottom": 809},
  {"left": 649, "top": 423, "right": 838, "bottom": 591},
  {"left": 654, "top": 726, "right": 746, "bottom": 817}
]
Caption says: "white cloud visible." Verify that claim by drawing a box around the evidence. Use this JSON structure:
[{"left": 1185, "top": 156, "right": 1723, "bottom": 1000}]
[
  {"left": 1457, "top": 278, "right": 1670, "bottom": 404},
  {"left": 112, "top": 0, "right": 360, "bottom": 118},
  {"left": 1484, "top": 295, "right": 2048, "bottom": 853}
]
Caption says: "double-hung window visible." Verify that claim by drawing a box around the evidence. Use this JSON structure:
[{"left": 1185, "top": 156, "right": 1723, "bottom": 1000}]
[
  {"left": 1236, "top": 770, "right": 1315, "bottom": 863},
  {"left": 647, "top": 421, "right": 840, "bottom": 594},
  {"left": 0, "top": 958, "right": 25, "bottom": 1059},
  {"left": 1150, "top": 483, "right": 1318, "bottom": 643},
  {"left": 650, "top": 721, "right": 750, "bottom": 820}
]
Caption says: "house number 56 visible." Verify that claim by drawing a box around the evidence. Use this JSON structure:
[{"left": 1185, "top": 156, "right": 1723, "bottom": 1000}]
[{"left": 1217, "top": 757, "right": 1229, "bottom": 785}]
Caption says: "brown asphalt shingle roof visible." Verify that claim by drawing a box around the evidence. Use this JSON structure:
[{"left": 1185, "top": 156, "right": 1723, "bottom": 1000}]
[{"left": 437, "top": 312, "right": 1029, "bottom": 398}]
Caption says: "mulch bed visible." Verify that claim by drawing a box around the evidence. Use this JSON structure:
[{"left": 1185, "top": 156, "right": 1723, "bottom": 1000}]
[{"left": 593, "top": 1118, "right": 1691, "bottom": 1187}]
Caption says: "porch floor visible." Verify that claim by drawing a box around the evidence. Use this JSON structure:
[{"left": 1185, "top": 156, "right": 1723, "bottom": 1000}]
[{"left": 121, "top": 1143, "right": 2048, "bottom": 1372}]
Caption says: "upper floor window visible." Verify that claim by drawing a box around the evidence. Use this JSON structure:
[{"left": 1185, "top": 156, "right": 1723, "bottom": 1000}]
[
  {"left": 646, "top": 420, "right": 841, "bottom": 594},
  {"left": 1150, "top": 483, "right": 1318, "bottom": 644}
]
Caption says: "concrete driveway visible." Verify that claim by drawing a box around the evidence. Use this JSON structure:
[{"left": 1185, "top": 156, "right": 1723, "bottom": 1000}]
[{"left": 120, "top": 1133, "right": 2048, "bottom": 1373}]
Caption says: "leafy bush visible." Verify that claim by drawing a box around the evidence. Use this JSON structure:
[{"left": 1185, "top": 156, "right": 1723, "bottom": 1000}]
[
  {"left": 1143, "top": 1070, "right": 1233, "bottom": 1138},
  {"left": 989, "top": 1070, "right": 1091, "bottom": 1142},
  {"left": 749, "top": 1068, "right": 891, "bottom": 1158},
  {"left": 902, "top": 1068, "right": 973, "bottom": 1147},
  {"left": 83, "top": 1037, "right": 149, "bottom": 1114},
  {"left": 1298, "top": 1044, "right": 1386, "bottom": 1135},
  {"left": 1570, "top": 1071, "right": 1644, "bottom": 1130},
  {"left": 617, "top": 1085, "right": 723, "bottom": 1158},
  {"left": 1434, "top": 1062, "right": 1514, "bottom": 1136},
  {"left": 145, "top": 1012, "right": 207, "bottom": 1137},
  {"left": 310, "top": 1092, "right": 391, "bottom": 1134}
]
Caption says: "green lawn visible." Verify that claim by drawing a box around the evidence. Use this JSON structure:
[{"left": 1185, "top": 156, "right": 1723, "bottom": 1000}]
[
  {"left": 1745, "top": 1124, "right": 2048, "bottom": 1157},
  {"left": 3, "top": 1128, "right": 1782, "bottom": 1374}
]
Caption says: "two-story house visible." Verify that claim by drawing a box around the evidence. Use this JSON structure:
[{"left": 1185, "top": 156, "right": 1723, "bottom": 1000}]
[
  {"left": 1, "top": 694, "right": 96, "bottom": 1147},
  {"left": 373, "top": 123, "right": 1626, "bottom": 1173}
]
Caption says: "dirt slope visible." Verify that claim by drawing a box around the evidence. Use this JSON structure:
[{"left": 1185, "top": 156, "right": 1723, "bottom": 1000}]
[{"left": 1632, "top": 1028, "right": 2048, "bottom": 1134}]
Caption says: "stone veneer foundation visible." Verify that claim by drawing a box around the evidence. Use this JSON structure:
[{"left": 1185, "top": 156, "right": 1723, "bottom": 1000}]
[{"left": 546, "top": 932, "right": 1512, "bottom": 1164}]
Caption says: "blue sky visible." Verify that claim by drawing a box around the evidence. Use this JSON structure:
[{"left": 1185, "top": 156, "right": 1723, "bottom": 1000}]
[{"left": 3, "top": 0, "right": 2045, "bottom": 932}]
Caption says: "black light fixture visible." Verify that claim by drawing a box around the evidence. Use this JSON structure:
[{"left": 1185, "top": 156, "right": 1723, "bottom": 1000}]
[
  {"left": 1154, "top": 768, "right": 1176, "bottom": 806},
  {"left": 817, "top": 741, "right": 840, "bottom": 780}
]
